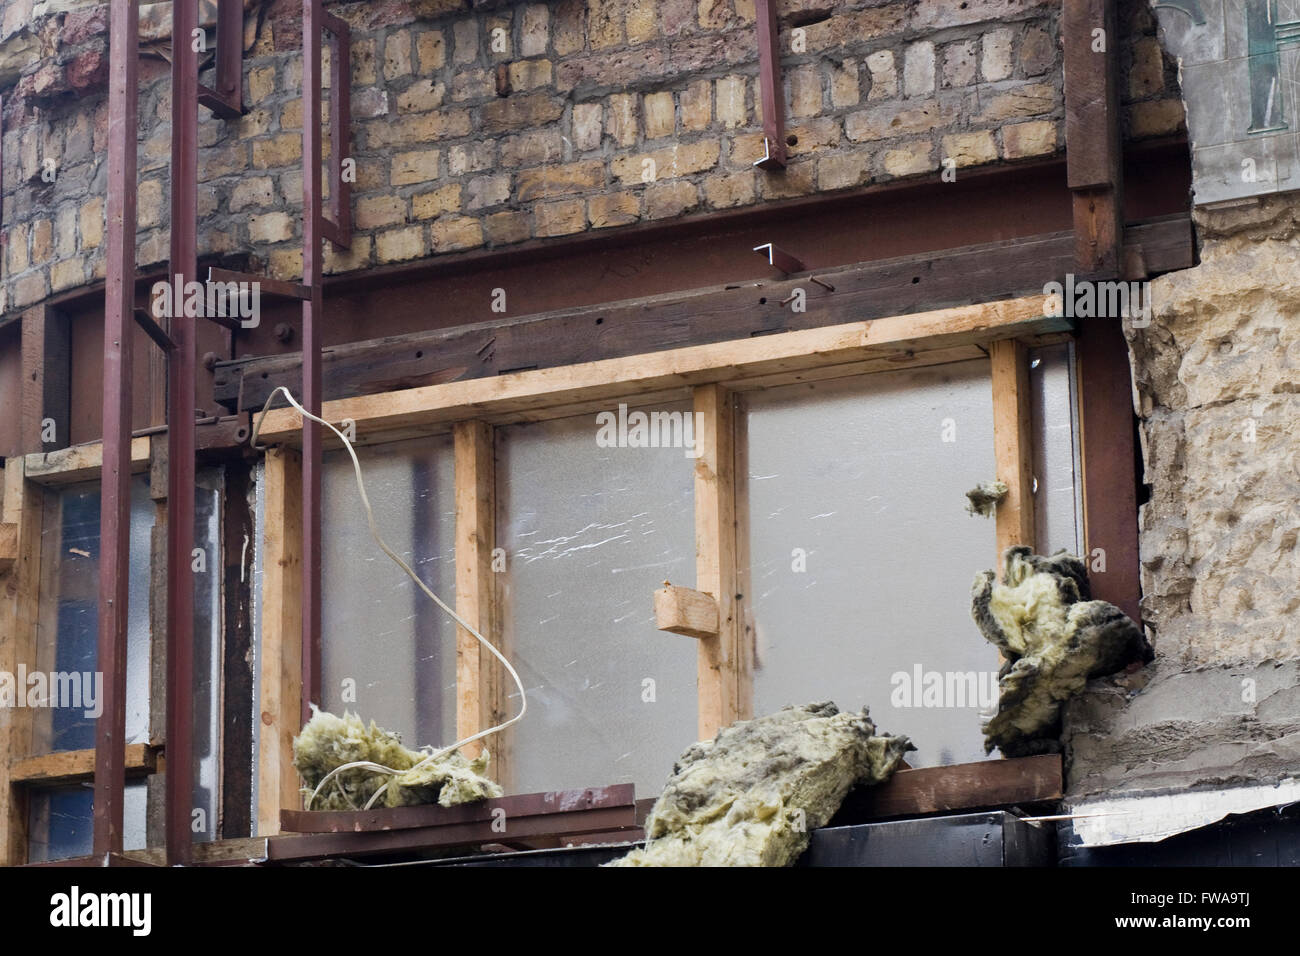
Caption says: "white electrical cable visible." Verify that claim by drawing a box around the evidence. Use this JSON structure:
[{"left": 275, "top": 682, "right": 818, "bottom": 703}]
[{"left": 250, "top": 386, "right": 527, "bottom": 811}]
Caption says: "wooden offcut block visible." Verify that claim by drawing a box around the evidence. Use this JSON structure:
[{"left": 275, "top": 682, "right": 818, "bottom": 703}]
[{"left": 654, "top": 585, "right": 720, "bottom": 639}]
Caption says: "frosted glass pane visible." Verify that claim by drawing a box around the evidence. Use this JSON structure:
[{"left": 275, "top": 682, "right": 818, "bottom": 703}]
[
  {"left": 745, "top": 361, "right": 1000, "bottom": 768},
  {"left": 35, "top": 477, "right": 153, "bottom": 751},
  {"left": 26, "top": 780, "right": 147, "bottom": 863},
  {"left": 321, "top": 438, "right": 457, "bottom": 750},
  {"left": 1030, "top": 342, "right": 1083, "bottom": 557},
  {"left": 498, "top": 406, "right": 697, "bottom": 796}
]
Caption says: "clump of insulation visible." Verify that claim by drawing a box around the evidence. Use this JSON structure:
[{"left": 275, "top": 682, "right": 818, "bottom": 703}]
[
  {"left": 971, "top": 547, "right": 1153, "bottom": 757},
  {"left": 965, "top": 479, "right": 1009, "bottom": 517},
  {"left": 609, "top": 701, "right": 912, "bottom": 867},
  {"left": 293, "top": 707, "right": 503, "bottom": 810}
]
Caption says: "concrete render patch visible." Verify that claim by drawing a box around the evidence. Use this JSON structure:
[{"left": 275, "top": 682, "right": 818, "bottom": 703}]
[{"left": 1065, "top": 777, "right": 1300, "bottom": 846}]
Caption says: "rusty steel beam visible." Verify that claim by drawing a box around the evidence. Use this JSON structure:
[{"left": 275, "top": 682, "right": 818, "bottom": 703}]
[
  {"left": 323, "top": 10, "right": 352, "bottom": 246},
  {"left": 166, "top": 0, "right": 200, "bottom": 867},
  {"left": 196, "top": 0, "right": 244, "bottom": 118},
  {"left": 93, "top": 0, "right": 139, "bottom": 859},
  {"left": 301, "top": 0, "right": 325, "bottom": 727},
  {"left": 753, "top": 0, "right": 787, "bottom": 170}
]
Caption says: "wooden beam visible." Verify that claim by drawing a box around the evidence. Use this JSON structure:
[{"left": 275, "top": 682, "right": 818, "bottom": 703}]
[
  {"left": 19, "top": 305, "right": 70, "bottom": 454},
  {"left": 990, "top": 339, "right": 1036, "bottom": 557},
  {"left": 835, "top": 755, "right": 1063, "bottom": 821},
  {"left": 11, "top": 745, "right": 155, "bottom": 785},
  {"left": 452, "top": 421, "right": 507, "bottom": 785},
  {"left": 1075, "top": 317, "right": 1142, "bottom": 624},
  {"left": 24, "top": 437, "right": 151, "bottom": 486},
  {"left": 0, "top": 523, "right": 15, "bottom": 575},
  {"left": 694, "top": 385, "right": 742, "bottom": 741},
  {"left": 1064, "top": 0, "right": 1124, "bottom": 276},
  {"left": 214, "top": 219, "right": 1194, "bottom": 415},
  {"left": 0, "top": 459, "right": 43, "bottom": 864},
  {"left": 253, "top": 296, "right": 1064, "bottom": 448},
  {"left": 654, "top": 585, "right": 719, "bottom": 639},
  {"left": 257, "top": 447, "right": 304, "bottom": 836}
]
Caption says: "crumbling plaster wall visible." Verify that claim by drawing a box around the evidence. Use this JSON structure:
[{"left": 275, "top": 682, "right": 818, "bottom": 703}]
[
  {"left": 0, "top": 0, "right": 1183, "bottom": 319},
  {"left": 1064, "top": 4, "right": 1300, "bottom": 797}
]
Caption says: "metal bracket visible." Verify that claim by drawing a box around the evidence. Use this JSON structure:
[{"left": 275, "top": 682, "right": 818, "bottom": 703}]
[{"left": 753, "top": 242, "right": 805, "bottom": 275}]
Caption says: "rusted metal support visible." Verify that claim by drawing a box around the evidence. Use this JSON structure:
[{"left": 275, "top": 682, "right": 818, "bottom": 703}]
[
  {"left": 752, "top": 0, "right": 787, "bottom": 169},
  {"left": 753, "top": 242, "right": 804, "bottom": 275},
  {"left": 197, "top": 0, "right": 244, "bottom": 119},
  {"left": 93, "top": 0, "right": 139, "bottom": 860},
  {"left": 166, "top": 0, "right": 200, "bottom": 867},
  {"left": 208, "top": 267, "right": 309, "bottom": 301},
  {"left": 301, "top": 0, "right": 325, "bottom": 727},
  {"left": 133, "top": 308, "right": 177, "bottom": 353},
  {"left": 322, "top": 10, "right": 352, "bottom": 248}
]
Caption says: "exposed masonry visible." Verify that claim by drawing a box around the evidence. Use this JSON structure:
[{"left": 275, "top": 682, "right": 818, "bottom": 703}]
[
  {"left": 0, "top": 0, "right": 1183, "bottom": 316},
  {"left": 1062, "top": 0, "right": 1300, "bottom": 798}
]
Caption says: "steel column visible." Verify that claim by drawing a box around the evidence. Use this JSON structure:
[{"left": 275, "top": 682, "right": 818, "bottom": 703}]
[
  {"left": 93, "top": 0, "right": 139, "bottom": 859},
  {"left": 301, "top": 0, "right": 325, "bottom": 726},
  {"left": 753, "top": 0, "right": 787, "bottom": 169},
  {"left": 166, "top": 0, "right": 199, "bottom": 866}
]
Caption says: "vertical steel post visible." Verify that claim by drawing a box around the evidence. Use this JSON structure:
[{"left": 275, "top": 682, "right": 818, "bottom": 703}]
[
  {"left": 166, "top": 0, "right": 199, "bottom": 866},
  {"left": 301, "top": 0, "right": 324, "bottom": 726},
  {"left": 93, "top": 0, "right": 139, "bottom": 860},
  {"left": 753, "top": 0, "right": 787, "bottom": 169}
]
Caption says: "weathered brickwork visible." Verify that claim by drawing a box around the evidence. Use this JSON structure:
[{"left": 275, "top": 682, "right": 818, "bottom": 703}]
[{"left": 0, "top": 0, "right": 1184, "bottom": 314}]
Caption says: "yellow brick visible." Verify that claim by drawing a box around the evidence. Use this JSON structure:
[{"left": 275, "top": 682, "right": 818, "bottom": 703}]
[
  {"left": 534, "top": 198, "right": 586, "bottom": 237},
  {"left": 645, "top": 181, "right": 699, "bottom": 219},
  {"left": 611, "top": 140, "right": 720, "bottom": 185},
  {"left": 431, "top": 216, "right": 484, "bottom": 252},
  {"left": 412, "top": 184, "right": 463, "bottom": 220},
  {"left": 942, "top": 130, "right": 997, "bottom": 167},
  {"left": 355, "top": 194, "right": 408, "bottom": 229},
  {"left": 80, "top": 196, "right": 104, "bottom": 250},
  {"left": 485, "top": 209, "right": 531, "bottom": 244},
  {"left": 643, "top": 91, "right": 675, "bottom": 140},
  {"left": 248, "top": 212, "right": 294, "bottom": 243},
  {"left": 588, "top": 191, "right": 640, "bottom": 228},
  {"left": 251, "top": 133, "right": 302, "bottom": 168},
  {"left": 882, "top": 140, "right": 934, "bottom": 177},
  {"left": 703, "top": 170, "right": 754, "bottom": 208},
  {"left": 391, "top": 150, "right": 441, "bottom": 186},
  {"left": 416, "top": 30, "right": 446, "bottom": 71},
  {"left": 248, "top": 66, "right": 276, "bottom": 104},
  {"left": 508, "top": 59, "right": 553, "bottom": 90},
  {"left": 50, "top": 258, "right": 85, "bottom": 293},
  {"left": 375, "top": 226, "right": 426, "bottom": 263},
  {"left": 1001, "top": 121, "right": 1057, "bottom": 159},
  {"left": 681, "top": 80, "right": 712, "bottom": 131}
]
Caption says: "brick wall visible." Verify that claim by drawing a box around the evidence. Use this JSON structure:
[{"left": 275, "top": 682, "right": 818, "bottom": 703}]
[{"left": 0, "top": 0, "right": 1185, "bottom": 316}]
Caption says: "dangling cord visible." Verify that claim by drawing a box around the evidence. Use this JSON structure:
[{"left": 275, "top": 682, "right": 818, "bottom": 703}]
[{"left": 251, "top": 386, "right": 527, "bottom": 810}]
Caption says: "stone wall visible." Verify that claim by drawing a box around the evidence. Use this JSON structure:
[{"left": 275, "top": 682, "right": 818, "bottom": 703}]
[
  {"left": 0, "top": 0, "right": 1185, "bottom": 317},
  {"left": 1064, "top": 182, "right": 1300, "bottom": 796}
]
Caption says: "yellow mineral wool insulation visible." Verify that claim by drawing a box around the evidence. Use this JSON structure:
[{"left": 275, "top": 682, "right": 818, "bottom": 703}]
[
  {"left": 610, "top": 702, "right": 912, "bottom": 867},
  {"left": 971, "top": 547, "right": 1153, "bottom": 757},
  {"left": 293, "top": 707, "right": 503, "bottom": 810}
]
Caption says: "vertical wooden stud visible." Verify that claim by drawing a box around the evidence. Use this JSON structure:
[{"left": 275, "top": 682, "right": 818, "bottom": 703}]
[
  {"left": 453, "top": 421, "right": 507, "bottom": 787},
  {"left": 693, "top": 384, "right": 742, "bottom": 741},
  {"left": 257, "top": 447, "right": 303, "bottom": 835},
  {"left": 990, "top": 339, "right": 1036, "bottom": 559}
]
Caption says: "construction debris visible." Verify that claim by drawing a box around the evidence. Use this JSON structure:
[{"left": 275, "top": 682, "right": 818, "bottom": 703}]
[
  {"left": 293, "top": 707, "right": 503, "bottom": 810},
  {"left": 971, "top": 547, "right": 1153, "bottom": 757},
  {"left": 965, "top": 479, "right": 1009, "bottom": 517},
  {"left": 610, "top": 702, "right": 912, "bottom": 867}
]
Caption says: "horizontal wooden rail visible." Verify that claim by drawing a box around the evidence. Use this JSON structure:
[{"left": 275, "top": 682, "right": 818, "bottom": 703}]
[{"left": 252, "top": 296, "right": 1065, "bottom": 446}]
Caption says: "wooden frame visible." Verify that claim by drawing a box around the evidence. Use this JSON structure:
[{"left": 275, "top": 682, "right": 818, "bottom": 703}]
[
  {"left": 0, "top": 293, "right": 1117, "bottom": 861},
  {"left": 244, "top": 294, "right": 1069, "bottom": 785},
  {"left": 257, "top": 447, "right": 304, "bottom": 835}
]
